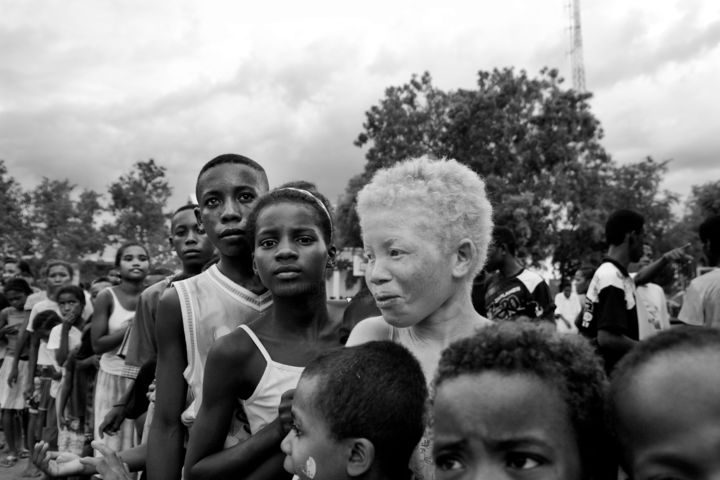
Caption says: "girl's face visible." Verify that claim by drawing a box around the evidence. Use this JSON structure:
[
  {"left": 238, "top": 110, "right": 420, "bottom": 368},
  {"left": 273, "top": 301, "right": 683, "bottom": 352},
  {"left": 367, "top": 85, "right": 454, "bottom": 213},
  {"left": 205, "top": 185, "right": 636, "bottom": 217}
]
[
  {"left": 3, "top": 262, "right": 20, "bottom": 283},
  {"left": 57, "top": 292, "right": 83, "bottom": 321},
  {"left": 5, "top": 289, "right": 27, "bottom": 311},
  {"left": 253, "top": 202, "right": 333, "bottom": 298},
  {"left": 361, "top": 210, "right": 456, "bottom": 328},
  {"left": 118, "top": 246, "right": 150, "bottom": 282},
  {"left": 433, "top": 372, "right": 582, "bottom": 480},
  {"left": 47, "top": 265, "right": 72, "bottom": 291}
]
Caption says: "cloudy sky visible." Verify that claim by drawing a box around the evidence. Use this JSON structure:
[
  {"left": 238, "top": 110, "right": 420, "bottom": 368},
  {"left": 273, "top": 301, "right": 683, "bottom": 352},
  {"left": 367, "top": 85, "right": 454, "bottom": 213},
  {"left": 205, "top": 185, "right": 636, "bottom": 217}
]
[{"left": 1, "top": 0, "right": 719, "bottom": 211}]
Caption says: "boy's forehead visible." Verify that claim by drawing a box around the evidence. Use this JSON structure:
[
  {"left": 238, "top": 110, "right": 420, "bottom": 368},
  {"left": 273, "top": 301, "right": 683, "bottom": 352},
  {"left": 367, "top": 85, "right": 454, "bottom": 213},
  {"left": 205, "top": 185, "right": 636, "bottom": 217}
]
[
  {"left": 171, "top": 208, "right": 198, "bottom": 228},
  {"left": 196, "top": 163, "right": 268, "bottom": 195}
]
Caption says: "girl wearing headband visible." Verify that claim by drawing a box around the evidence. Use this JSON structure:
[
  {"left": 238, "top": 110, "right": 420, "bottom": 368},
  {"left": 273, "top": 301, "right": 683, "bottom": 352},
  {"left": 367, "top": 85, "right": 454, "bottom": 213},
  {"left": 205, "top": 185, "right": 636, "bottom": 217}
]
[{"left": 184, "top": 182, "right": 345, "bottom": 479}]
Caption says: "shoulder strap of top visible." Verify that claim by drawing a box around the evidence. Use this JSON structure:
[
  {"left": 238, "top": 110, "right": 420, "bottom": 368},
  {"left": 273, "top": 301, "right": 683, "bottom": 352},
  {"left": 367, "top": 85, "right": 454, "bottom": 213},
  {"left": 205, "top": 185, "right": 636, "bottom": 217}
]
[
  {"left": 238, "top": 324, "right": 272, "bottom": 363},
  {"left": 107, "top": 287, "right": 119, "bottom": 304}
]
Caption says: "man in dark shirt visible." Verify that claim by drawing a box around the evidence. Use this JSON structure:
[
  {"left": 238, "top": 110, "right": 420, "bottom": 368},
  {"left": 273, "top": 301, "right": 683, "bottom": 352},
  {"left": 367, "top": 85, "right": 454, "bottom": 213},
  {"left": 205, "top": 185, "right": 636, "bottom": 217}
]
[
  {"left": 481, "top": 226, "right": 554, "bottom": 322},
  {"left": 580, "top": 209, "right": 645, "bottom": 372}
]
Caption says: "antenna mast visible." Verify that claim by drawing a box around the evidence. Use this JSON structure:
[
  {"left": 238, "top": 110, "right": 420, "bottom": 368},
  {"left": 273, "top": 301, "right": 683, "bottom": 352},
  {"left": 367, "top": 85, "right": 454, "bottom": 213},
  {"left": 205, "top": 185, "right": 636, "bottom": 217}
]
[{"left": 568, "top": 0, "right": 586, "bottom": 92}]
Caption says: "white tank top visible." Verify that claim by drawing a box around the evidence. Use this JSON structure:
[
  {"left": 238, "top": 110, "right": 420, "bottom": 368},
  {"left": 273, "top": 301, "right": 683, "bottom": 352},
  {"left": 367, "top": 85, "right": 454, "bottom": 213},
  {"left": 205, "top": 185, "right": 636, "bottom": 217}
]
[
  {"left": 238, "top": 325, "right": 305, "bottom": 435},
  {"left": 99, "top": 288, "right": 135, "bottom": 376},
  {"left": 174, "top": 264, "right": 272, "bottom": 430}
]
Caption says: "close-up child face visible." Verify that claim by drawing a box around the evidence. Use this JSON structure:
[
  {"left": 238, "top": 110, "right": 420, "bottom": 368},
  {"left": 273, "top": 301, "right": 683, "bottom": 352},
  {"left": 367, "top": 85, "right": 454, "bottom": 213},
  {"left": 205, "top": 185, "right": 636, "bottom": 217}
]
[
  {"left": 361, "top": 209, "right": 456, "bottom": 328},
  {"left": 433, "top": 372, "right": 582, "bottom": 480},
  {"left": 196, "top": 163, "right": 267, "bottom": 257},
  {"left": 47, "top": 265, "right": 72, "bottom": 290},
  {"left": 253, "top": 202, "right": 331, "bottom": 297},
  {"left": 613, "top": 351, "right": 720, "bottom": 480},
  {"left": 118, "top": 245, "right": 150, "bottom": 281},
  {"left": 281, "top": 376, "right": 348, "bottom": 480},
  {"left": 57, "top": 292, "right": 83, "bottom": 320}
]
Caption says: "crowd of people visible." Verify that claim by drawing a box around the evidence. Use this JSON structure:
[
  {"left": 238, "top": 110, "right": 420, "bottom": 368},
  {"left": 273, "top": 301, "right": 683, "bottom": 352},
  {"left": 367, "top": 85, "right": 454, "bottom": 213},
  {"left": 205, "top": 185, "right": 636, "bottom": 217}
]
[{"left": 0, "top": 153, "right": 716, "bottom": 480}]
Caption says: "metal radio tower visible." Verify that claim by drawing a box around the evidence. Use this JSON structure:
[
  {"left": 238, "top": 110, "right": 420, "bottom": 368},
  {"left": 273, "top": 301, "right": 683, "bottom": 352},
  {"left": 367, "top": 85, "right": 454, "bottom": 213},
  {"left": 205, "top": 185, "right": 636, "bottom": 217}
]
[{"left": 568, "top": 0, "right": 586, "bottom": 92}]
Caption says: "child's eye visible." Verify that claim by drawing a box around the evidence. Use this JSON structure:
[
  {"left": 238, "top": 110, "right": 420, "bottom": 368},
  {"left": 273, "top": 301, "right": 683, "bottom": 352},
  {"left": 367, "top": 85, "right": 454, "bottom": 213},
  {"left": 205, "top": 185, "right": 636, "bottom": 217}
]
[
  {"left": 238, "top": 193, "right": 255, "bottom": 203},
  {"left": 204, "top": 197, "right": 220, "bottom": 208},
  {"left": 290, "top": 422, "right": 302, "bottom": 436},
  {"left": 435, "top": 454, "right": 464, "bottom": 472},
  {"left": 258, "top": 239, "right": 277, "bottom": 249},
  {"left": 297, "top": 236, "right": 315, "bottom": 246},
  {"left": 389, "top": 248, "right": 403, "bottom": 257},
  {"left": 505, "top": 453, "right": 544, "bottom": 470},
  {"left": 362, "top": 251, "right": 374, "bottom": 262}
]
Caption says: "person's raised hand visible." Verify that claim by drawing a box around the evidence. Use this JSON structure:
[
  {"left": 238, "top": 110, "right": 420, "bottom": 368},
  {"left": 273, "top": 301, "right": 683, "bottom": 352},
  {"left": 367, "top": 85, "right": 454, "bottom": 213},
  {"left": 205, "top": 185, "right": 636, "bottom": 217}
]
[{"left": 663, "top": 243, "right": 693, "bottom": 263}]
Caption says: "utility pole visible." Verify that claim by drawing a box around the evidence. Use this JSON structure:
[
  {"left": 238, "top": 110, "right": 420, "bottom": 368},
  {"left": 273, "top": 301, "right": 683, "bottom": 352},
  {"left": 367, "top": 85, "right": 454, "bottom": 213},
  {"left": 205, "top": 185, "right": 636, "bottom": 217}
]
[{"left": 568, "top": 0, "right": 587, "bottom": 92}]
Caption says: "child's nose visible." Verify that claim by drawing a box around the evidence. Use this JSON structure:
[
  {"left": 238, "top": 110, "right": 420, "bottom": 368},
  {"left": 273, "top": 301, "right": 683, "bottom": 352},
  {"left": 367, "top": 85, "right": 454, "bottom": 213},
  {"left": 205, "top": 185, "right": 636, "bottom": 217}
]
[{"left": 279, "top": 431, "right": 294, "bottom": 455}]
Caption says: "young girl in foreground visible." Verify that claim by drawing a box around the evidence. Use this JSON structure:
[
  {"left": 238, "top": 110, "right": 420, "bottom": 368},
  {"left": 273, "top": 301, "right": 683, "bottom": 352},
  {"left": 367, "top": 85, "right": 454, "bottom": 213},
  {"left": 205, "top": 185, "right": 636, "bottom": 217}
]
[
  {"left": 91, "top": 242, "right": 149, "bottom": 454},
  {"left": 184, "top": 185, "right": 344, "bottom": 479},
  {"left": 433, "top": 322, "right": 610, "bottom": 480},
  {"left": 607, "top": 327, "right": 720, "bottom": 480}
]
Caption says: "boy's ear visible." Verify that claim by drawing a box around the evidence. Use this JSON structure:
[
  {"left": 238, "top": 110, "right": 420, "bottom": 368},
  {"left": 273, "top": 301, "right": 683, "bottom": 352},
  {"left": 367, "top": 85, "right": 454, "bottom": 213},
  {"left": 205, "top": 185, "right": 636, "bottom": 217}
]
[
  {"left": 451, "top": 238, "right": 476, "bottom": 279},
  {"left": 346, "top": 438, "right": 374, "bottom": 477},
  {"left": 252, "top": 256, "right": 258, "bottom": 276}
]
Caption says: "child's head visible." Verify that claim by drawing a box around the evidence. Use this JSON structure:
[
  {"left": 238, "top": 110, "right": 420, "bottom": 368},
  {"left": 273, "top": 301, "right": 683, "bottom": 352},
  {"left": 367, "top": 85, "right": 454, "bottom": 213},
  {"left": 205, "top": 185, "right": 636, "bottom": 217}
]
[
  {"left": 357, "top": 158, "right": 492, "bottom": 327},
  {"left": 56, "top": 285, "right": 86, "bottom": 321},
  {"left": 169, "top": 203, "right": 215, "bottom": 271},
  {"left": 32, "top": 310, "right": 62, "bottom": 338},
  {"left": 281, "top": 341, "right": 427, "bottom": 480},
  {"left": 89, "top": 276, "right": 113, "bottom": 303},
  {"left": 107, "top": 268, "right": 122, "bottom": 285},
  {"left": 607, "top": 327, "right": 720, "bottom": 480},
  {"left": 248, "top": 183, "right": 336, "bottom": 298},
  {"left": 3, "top": 278, "right": 32, "bottom": 311},
  {"left": 433, "top": 322, "right": 606, "bottom": 480},
  {"left": 114, "top": 242, "right": 150, "bottom": 282},
  {"left": 43, "top": 260, "right": 74, "bottom": 293},
  {"left": 194, "top": 154, "right": 270, "bottom": 258},
  {"left": 2, "top": 258, "right": 21, "bottom": 283},
  {"left": 573, "top": 265, "right": 595, "bottom": 296},
  {"left": 699, "top": 214, "right": 720, "bottom": 264},
  {"left": 357, "top": 157, "right": 493, "bottom": 280}
]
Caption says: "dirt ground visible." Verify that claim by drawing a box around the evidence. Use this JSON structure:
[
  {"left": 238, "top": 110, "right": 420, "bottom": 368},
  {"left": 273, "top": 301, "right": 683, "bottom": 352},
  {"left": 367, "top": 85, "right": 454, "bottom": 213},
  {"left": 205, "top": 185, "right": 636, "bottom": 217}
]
[{"left": 0, "top": 431, "right": 39, "bottom": 479}]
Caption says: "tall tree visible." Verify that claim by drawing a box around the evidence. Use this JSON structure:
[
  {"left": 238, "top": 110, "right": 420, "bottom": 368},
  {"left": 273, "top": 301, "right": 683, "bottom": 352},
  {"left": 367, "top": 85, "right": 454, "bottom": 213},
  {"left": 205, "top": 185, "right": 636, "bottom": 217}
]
[
  {"left": 104, "top": 159, "right": 172, "bottom": 260},
  {"left": 0, "top": 160, "right": 31, "bottom": 257},
  {"left": 27, "top": 178, "right": 105, "bottom": 261},
  {"left": 343, "top": 69, "right": 611, "bottom": 253},
  {"left": 340, "top": 68, "right": 678, "bottom": 280}
]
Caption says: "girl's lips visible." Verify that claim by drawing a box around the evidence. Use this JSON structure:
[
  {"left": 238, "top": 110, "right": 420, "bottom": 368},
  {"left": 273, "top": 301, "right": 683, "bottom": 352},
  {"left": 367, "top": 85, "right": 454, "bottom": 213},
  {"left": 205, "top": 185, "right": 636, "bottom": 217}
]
[{"left": 374, "top": 294, "right": 401, "bottom": 308}]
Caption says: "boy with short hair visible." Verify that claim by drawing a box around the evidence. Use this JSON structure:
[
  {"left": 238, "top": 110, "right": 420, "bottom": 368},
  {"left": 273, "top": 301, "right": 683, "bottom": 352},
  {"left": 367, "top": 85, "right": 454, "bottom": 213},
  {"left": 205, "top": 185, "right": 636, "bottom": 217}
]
[
  {"left": 281, "top": 341, "right": 427, "bottom": 480},
  {"left": 148, "top": 154, "right": 272, "bottom": 479},
  {"left": 607, "top": 327, "right": 720, "bottom": 479}
]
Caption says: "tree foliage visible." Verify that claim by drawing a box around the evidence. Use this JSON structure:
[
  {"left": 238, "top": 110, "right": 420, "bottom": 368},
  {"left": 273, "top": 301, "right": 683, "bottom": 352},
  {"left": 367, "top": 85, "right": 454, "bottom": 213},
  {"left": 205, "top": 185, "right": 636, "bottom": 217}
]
[
  {"left": 104, "top": 159, "right": 172, "bottom": 260},
  {"left": 0, "top": 160, "right": 32, "bottom": 257},
  {"left": 27, "top": 178, "right": 105, "bottom": 260},
  {"left": 340, "top": 68, "right": 679, "bottom": 280}
]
